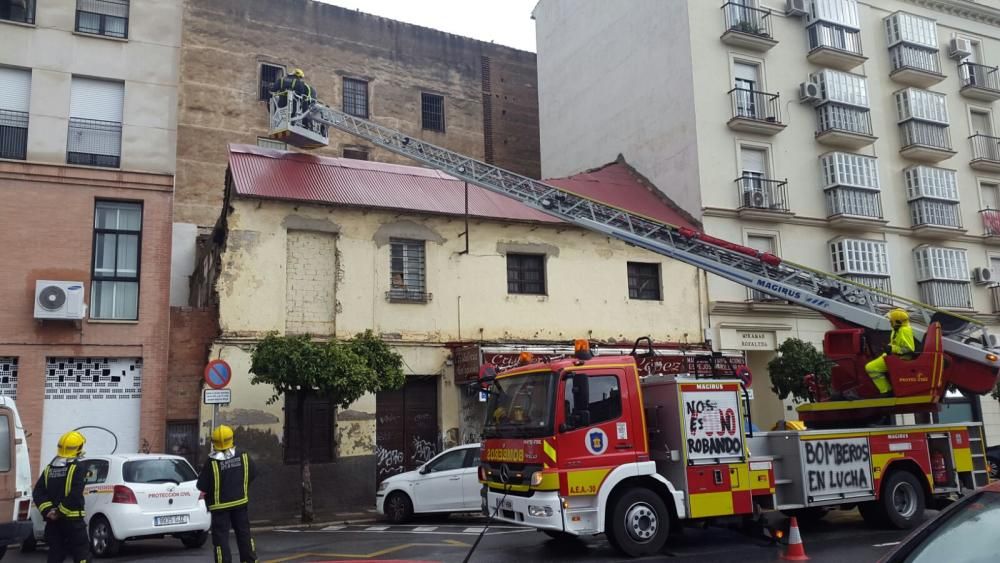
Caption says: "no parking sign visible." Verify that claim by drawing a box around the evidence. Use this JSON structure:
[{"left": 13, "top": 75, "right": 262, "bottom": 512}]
[{"left": 204, "top": 359, "right": 232, "bottom": 390}]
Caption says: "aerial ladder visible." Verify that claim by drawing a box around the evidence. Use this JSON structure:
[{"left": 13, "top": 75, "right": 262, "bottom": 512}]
[{"left": 268, "top": 93, "right": 1000, "bottom": 425}]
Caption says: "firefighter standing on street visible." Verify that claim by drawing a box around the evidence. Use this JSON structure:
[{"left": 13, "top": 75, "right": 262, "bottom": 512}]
[
  {"left": 32, "top": 431, "right": 89, "bottom": 563},
  {"left": 865, "top": 308, "right": 916, "bottom": 396},
  {"left": 197, "top": 425, "right": 258, "bottom": 563}
]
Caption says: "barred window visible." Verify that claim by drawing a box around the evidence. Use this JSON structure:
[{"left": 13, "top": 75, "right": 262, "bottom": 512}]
[
  {"left": 507, "top": 254, "right": 546, "bottom": 295},
  {"left": 258, "top": 63, "right": 284, "bottom": 102},
  {"left": 627, "top": 262, "right": 661, "bottom": 300},
  {"left": 421, "top": 93, "right": 445, "bottom": 132},
  {"left": 390, "top": 238, "right": 426, "bottom": 301},
  {"left": 343, "top": 78, "right": 369, "bottom": 118}
]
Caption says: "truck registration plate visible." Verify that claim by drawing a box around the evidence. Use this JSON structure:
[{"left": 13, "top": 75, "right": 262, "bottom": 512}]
[{"left": 155, "top": 515, "right": 189, "bottom": 526}]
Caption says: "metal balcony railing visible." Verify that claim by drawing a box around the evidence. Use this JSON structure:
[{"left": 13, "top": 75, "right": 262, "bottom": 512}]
[
  {"left": 729, "top": 88, "right": 782, "bottom": 124},
  {"left": 910, "top": 199, "right": 961, "bottom": 228},
  {"left": 842, "top": 275, "right": 893, "bottom": 304},
  {"left": 66, "top": 117, "right": 121, "bottom": 168},
  {"left": 960, "top": 62, "right": 1000, "bottom": 92},
  {"left": 0, "top": 109, "right": 28, "bottom": 161},
  {"left": 900, "top": 120, "right": 952, "bottom": 150},
  {"left": 970, "top": 133, "right": 1000, "bottom": 163},
  {"left": 386, "top": 289, "right": 433, "bottom": 303},
  {"left": 889, "top": 44, "right": 941, "bottom": 75},
  {"left": 816, "top": 104, "right": 873, "bottom": 136},
  {"left": 735, "top": 176, "right": 788, "bottom": 212},
  {"left": 980, "top": 209, "right": 1000, "bottom": 236},
  {"left": 0, "top": 0, "right": 35, "bottom": 24},
  {"left": 75, "top": 0, "right": 129, "bottom": 38},
  {"left": 807, "top": 21, "right": 863, "bottom": 56},
  {"left": 918, "top": 280, "right": 973, "bottom": 309},
  {"left": 722, "top": 2, "right": 772, "bottom": 38},
  {"left": 827, "top": 187, "right": 883, "bottom": 219}
]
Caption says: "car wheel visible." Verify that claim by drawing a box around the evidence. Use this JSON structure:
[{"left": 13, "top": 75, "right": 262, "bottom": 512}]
[
  {"left": 180, "top": 530, "right": 208, "bottom": 549},
  {"left": 988, "top": 457, "right": 1000, "bottom": 480},
  {"left": 385, "top": 491, "right": 414, "bottom": 524},
  {"left": 90, "top": 515, "right": 122, "bottom": 558},
  {"left": 869, "top": 471, "right": 925, "bottom": 530},
  {"left": 605, "top": 488, "right": 670, "bottom": 557}
]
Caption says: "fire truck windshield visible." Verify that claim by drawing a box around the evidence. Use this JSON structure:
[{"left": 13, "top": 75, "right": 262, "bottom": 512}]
[{"left": 482, "top": 371, "right": 557, "bottom": 438}]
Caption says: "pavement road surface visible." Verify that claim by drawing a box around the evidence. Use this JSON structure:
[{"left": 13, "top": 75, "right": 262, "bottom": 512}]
[{"left": 7, "top": 509, "right": 915, "bottom": 562}]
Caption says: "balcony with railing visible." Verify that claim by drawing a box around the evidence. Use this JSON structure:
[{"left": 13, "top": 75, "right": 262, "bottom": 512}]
[
  {"left": 0, "top": 0, "right": 35, "bottom": 24},
  {"left": 959, "top": 62, "right": 1000, "bottom": 102},
  {"left": 826, "top": 186, "right": 885, "bottom": 230},
  {"left": 899, "top": 120, "right": 955, "bottom": 163},
  {"left": 807, "top": 21, "right": 866, "bottom": 70},
  {"left": 889, "top": 44, "right": 945, "bottom": 88},
  {"left": 970, "top": 134, "right": 1000, "bottom": 173},
  {"left": 735, "top": 176, "right": 790, "bottom": 220},
  {"left": 66, "top": 118, "right": 121, "bottom": 168},
  {"left": 909, "top": 199, "right": 964, "bottom": 238},
  {"left": 727, "top": 88, "right": 785, "bottom": 135},
  {"left": 980, "top": 209, "right": 1000, "bottom": 241},
  {"left": 918, "top": 280, "right": 973, "bottom": 309},
  {"left": 815, "top": 104, "right": 876, "bottom": 149},
  {"left": 0, "top": 109, "right": 28, "bottom": 161},
  {"left": 721, "top": 2, "right": 776, "bottom": 52}
]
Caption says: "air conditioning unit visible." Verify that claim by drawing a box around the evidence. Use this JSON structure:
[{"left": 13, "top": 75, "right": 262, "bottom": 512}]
[
  {"left": 743, "top": 189, "right": 769, "bottom": 209},
  {"left": 34, "top": 281, "right": 86, "bottom": 320},
  {"left": 799, "top": 81, "right": 822, "bottom": 103},
  {"left": 972, "top": 267, "right": 994, "bottom": 285},
  {"left": 786, "top": 0, "right": 807, "bottom": 17},
  {"left": 949, "top": 37, "right": 973, "bottom": 60}
]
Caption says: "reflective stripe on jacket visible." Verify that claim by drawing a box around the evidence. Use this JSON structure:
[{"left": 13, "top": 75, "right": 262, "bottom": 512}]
[
  {"left": 32, "top": 461, "right": 86, "bottom": 519},
  {"left": 197, "top": 451, "right": 255, "bottom": 511}
]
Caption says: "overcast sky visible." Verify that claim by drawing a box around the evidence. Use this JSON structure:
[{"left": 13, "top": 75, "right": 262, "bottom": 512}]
[{"left": 319, "top": 0, "right": 539, "bottom": 52}]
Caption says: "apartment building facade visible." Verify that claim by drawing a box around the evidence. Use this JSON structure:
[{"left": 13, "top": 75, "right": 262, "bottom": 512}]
[
  {"left": 534, "top": 0, "right": 1000, "bottom": 439},
  {"left": 0, "top": 0, "right": 182, "bottom": 468}
]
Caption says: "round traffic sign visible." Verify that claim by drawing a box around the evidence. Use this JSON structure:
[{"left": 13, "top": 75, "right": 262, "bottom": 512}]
[{"left": 204, "top": 359, "right": 232, "bottom": 390}]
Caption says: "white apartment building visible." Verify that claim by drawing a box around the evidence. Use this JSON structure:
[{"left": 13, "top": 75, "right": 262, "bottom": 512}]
[{"left": 534, "top": 0, "right": 1000, "bottom": 441}]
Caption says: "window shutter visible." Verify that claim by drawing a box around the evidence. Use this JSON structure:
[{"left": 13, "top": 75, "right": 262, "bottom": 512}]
[
  {"left": 740, "top": 148, "right": 767, "bottom": 174},
  {"left": 0, "top": 67, "right": 31, "bottom": 112},
  {"left": 70, "top": 78, "right": 124, "bottom": 122}
]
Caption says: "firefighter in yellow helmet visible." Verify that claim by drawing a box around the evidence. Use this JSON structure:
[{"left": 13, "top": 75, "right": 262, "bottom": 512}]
[
  {"left": 197, "top": 425, "right": 258, "bottom": 563},
  {"left": 864, "top": 309, "right": 916, "bottom": 396},
  {"left": 269, "top": 67, "right": 318, "bottom": 129},
  {"left": 32, "top": 431, "right": 89, "bottom": 563}
]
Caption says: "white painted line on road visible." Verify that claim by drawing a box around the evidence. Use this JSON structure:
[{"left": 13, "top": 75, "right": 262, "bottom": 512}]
[
  {"left": 321, "top": 525, "right": 345, "bottom": 531},
  {"left": 413, "top": 526, "right": 439, "bottom": 532},
  {"left": 463, "top": 527, "right": 486, "bottom": 533},
  {"left": 365, "top": 525, "right": 390, "bottom": 531},
  {"left": 873, "top": 541, "right": 901, "bottom": 547},
  {"left": 274, "top": 529, "right": 301, "bottom": 533}
]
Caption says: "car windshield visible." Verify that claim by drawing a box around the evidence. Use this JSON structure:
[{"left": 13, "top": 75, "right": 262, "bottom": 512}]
[
  {"left": 482, "top": 371, "right": 557, "bottom": 438},
  {"left": 901, "top": 492, "right": 1000, "bottom": 563},
  {"left": 123, "top": 458, "right": 197, "bottom": 485}
]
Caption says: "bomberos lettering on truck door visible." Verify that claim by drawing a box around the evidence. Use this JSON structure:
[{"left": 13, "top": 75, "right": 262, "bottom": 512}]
[
  {"left": 802, "top": 437, "right": 873, "bottom": 498},
  {"left": 683, "top": 390, "right": 743, "bottom": 460}
]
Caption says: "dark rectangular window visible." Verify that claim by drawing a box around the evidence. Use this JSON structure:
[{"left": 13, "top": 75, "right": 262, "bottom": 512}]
[
  {"left": 389, "top": 238, "right": 428, "bottom": 302},
  {"left": 343, "top": 147, "right": 369, "bottom": 160},
  {"left": 259, "top": 63, "right": 284, "bottom": 102},
  {"left": 165, "top": 420, "right": 198, "bottom": 468},
  {"left": 284, "top": 392, "right": 335, "bottom": 464},
  {"left": 627, "top": 262, "right": 661, "bottom": 300},
  {"left": 91, "top": 200, "right": 141, "bottom": 320},
  {"left": 1, "top": 0, "right": 36, "bottom": 24},
  {"left": 343, "top": 78, "right": 369, "bottom": 118},
  {"left": 565, "top": 374, "right": 622, "bottom": 426},
  {"left": 507, "top": 253, "right": 546, "bottom": 295},
  {"left": 75, "top": 0, "right": 129, "bottom": 39},
  {"left": 421, "top": 93, "right": 445, "bottom": 132}
]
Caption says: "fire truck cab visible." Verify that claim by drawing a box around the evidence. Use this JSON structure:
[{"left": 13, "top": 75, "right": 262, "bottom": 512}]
[{"left": 480, "top": 346, "right": 992, "bottom": 558}]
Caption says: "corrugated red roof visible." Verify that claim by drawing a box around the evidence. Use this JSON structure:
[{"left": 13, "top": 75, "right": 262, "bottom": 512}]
[{"left": 226, "top": 144, "right": 698, "bottom": 230}]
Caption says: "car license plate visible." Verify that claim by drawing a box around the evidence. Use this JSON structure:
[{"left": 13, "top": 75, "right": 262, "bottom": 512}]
[{"left": 155, "top": 515, "right": 189, "bottom": 526}]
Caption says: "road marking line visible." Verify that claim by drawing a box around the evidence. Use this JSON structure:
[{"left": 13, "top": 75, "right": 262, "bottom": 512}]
[
  {"left": 320, "top": 525, "right": 344, "bottom": 531},
  {"left": 413, "top": 526, "right": 438, "bottom": 532},
  {"left": 463, "top": 527, "right": 486, "bottom": 533},
  {"left": 365, "top": 525, "right": 390, "bottom": 531},
  {"left": 873, "top": 541, "right": 901, "bottom": 547}
]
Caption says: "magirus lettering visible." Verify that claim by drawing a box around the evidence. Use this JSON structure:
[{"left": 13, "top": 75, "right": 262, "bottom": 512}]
[{"left": 755, "top": 280, "right": 801, "bottom": 300}]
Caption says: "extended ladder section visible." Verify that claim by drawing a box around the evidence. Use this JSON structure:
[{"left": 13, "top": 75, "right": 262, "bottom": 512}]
[{"left": 272, "top": 94, "right": 999, "bottom": 373}]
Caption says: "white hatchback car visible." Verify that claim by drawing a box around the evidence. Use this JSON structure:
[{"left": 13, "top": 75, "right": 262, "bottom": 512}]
[
  {"left": 28, "top": 454, "right": 210, "bottom": 557},
  {"left": 376, "top": 443, "right": 481, "bottom": 523}
]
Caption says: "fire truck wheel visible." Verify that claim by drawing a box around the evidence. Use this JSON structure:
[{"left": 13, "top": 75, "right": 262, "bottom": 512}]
[
  {"left": 385, "top": 492, "right": 414, "bottom": 524},
  {"left": 606, "top": 488, "right": 670, "bottom": 557},
  {"left": 878, "top": 471, "right": 926, "bottom": 529}
]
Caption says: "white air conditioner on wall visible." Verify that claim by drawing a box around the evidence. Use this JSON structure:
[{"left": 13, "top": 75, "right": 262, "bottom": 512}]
[
  {"left": 972, "top": 267, "right": 994, "bottom": 285},
  {"left": 799, "top": 82, "right": 822, "bottom": 103},
  {"left": 786, "top": 0, "right": 807, "bottom": 17},
  {"left": 34, "top": 280, "right": 86, "bottom": 320},
  {"left": 949, "top": 37, "right": 973, "bottom": 60}
]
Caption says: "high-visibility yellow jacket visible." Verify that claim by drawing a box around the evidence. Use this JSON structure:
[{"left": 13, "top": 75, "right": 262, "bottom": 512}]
[{"left": 889, "top": 324, "right": 916, "bottom": 356}]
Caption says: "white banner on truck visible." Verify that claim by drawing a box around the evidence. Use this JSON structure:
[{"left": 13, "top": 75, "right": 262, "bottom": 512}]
[
  {"left": 683, "top": 390, "right": 743, "bottom": 461},
  {"left": 802, "top": 437, "right": 874, "bottom": 498}
]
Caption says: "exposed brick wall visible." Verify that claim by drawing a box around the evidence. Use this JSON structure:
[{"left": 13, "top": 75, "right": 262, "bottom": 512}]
[
  {"left": 285, "top": 231, "right": 337, "bottom": 336},
  {"left": 167, "top": 306, "right": 220, "bottom": 421}
]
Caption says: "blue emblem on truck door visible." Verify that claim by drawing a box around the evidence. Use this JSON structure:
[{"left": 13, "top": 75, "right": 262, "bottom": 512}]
[{"left": 585, "top": 428, "right": 608, "bottom": 455}]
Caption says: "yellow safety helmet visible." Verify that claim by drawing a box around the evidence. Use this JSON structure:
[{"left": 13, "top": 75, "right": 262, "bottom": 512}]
[
  {"left": 211, "top": 425, "right": 234, "bottom": 451},
  {"left": 888, "top": 309, "right": 909, "bottom": 326},
  {"left": 292, "top": 68, "right": 305, "bottom": 78},
  {"left": 56, "top": 431, "right": 86, "bottom": 458}
]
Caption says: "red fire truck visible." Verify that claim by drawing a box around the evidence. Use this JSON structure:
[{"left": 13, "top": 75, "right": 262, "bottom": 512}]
[{"left": 478, "top": 341, "right": 991, "bottom": 557}]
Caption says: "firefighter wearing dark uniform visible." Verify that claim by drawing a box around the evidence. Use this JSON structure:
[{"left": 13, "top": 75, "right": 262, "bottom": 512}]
[
  {"left": 269, "top": 68, "right": 317, "bottom": 118},
  {"left": 197, "top": 425, "right": 258, "bottom": 563},
  {"left": 32, "top": 431, "right": 89, "bottom": 563}
]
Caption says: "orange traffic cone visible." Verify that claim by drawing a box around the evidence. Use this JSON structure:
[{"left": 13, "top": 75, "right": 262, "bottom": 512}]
[{"left": 781, "top": 516, "right": 810, "bottom": 561}]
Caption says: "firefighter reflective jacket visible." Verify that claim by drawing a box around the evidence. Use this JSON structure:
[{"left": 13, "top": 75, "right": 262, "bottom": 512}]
[
  {"left": 197, "top": 451, "right": 256, "bottom": 511},
  {"left": 32, "top": 459, "right": 86, "bottom": 520},
  {"left": 270, "top": 76, "right": 316, "bottom": 99},
  {"left": 889, "top": 324, "right": 916, "bottom": 356}
]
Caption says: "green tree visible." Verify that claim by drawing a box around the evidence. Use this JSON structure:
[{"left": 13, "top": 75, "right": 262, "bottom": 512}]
[
  {"left": 767, "top": 338, "right": 833, "bottom": 403},
  {"left": 249, "top": 330, "right": 404, "bottom": 523}
]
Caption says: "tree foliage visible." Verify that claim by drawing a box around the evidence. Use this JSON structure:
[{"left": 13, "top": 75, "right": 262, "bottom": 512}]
[{"left": 767, "top": 338, "right": 833, "bottom": 403}]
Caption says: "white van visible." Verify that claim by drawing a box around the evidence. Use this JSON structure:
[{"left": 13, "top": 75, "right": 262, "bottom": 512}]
[{"left": 0, "top": 397, "right": 33, "bottom": 559}]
